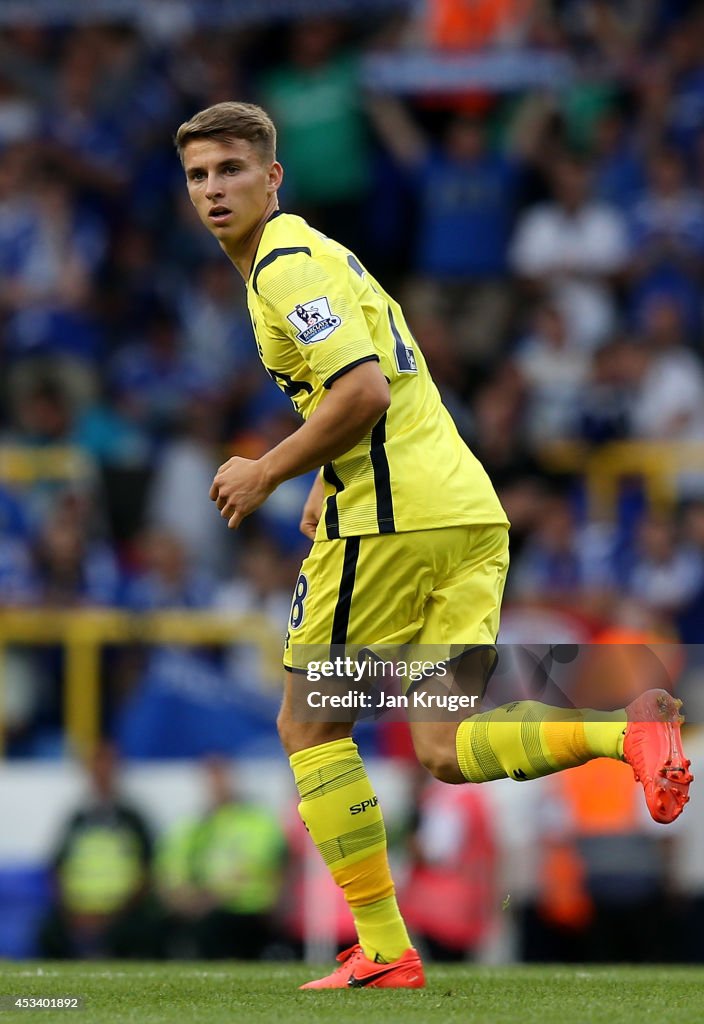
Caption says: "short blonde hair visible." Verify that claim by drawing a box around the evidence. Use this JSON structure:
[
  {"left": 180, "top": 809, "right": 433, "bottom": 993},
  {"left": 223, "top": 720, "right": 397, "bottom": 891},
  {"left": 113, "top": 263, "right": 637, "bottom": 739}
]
[{"left": 175, "top": 101, "right": 277, "bottom": 165}]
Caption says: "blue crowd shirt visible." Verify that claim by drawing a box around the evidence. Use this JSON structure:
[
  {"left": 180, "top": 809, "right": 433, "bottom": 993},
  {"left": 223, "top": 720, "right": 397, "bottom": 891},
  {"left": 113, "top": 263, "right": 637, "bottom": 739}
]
[{"left": 413, "top": 151, "right": 520, "bottom": 277}]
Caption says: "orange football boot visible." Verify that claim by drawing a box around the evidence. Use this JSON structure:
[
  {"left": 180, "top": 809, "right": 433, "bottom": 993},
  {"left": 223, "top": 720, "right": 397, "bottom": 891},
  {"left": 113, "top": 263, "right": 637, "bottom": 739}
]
[
  {"left": 623, "top": 688, "right": 693, "bottom": 824},
  {"left": 299, "top": 944, "right": 425, "bottom": 990}
]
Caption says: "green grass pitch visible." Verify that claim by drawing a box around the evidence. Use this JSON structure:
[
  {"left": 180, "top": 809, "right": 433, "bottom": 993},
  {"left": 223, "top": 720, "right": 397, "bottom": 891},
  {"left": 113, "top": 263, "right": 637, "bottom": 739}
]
[{"left": 0, "top": 963, "right": 703, "bottom": 1024}]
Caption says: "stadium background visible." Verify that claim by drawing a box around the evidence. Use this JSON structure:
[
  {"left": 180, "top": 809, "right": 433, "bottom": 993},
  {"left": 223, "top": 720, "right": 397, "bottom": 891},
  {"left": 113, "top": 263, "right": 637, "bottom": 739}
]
[{"left": 0, "top": 0, "right": 703, "bottom": 968}]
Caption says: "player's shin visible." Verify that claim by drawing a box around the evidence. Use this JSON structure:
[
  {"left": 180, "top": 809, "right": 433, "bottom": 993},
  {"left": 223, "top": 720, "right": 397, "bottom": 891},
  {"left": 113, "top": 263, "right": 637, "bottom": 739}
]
[
  {"left": 455, "top": 701, "right": 626, "bottom": 783},
  {"left": 290, "top": 736, "right": 411, "bottom": 962}
]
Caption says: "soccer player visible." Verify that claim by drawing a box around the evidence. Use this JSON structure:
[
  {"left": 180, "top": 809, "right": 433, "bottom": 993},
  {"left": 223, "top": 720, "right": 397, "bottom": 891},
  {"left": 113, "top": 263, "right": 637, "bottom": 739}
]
[{"left": 175, "top": 102, "right": 692, "bottom": 989}]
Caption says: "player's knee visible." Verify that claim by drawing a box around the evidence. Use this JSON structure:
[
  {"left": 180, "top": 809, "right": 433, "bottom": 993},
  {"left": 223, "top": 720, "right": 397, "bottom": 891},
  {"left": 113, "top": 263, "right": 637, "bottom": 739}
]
[
  {"left": 420, "top": 750, "right": 465, "bottom": 784},
  {"left": 277, "top": 708, "right": 351, "bottom": 757},
  {"left": 276, "top": 707, "right": 301, "bottom": 755},
  {"left": 412, "top": 724, "right": 465, "bottom": 784}
]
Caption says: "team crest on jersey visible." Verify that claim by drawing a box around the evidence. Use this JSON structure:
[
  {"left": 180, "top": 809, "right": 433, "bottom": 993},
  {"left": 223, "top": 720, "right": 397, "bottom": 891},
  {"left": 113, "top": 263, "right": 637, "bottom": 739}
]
[{"left": 287, "top": 297, "right": 341, "bottom": 344}]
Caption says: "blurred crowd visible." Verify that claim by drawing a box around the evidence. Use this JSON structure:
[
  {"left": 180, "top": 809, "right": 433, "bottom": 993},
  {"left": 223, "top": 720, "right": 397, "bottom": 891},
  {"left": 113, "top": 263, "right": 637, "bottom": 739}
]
[
  {"left": 25, "top": 741, "right": 704, "bottom": 965},
  {"left": 2, "top": 0, "right": 704, "bottom": 756}
]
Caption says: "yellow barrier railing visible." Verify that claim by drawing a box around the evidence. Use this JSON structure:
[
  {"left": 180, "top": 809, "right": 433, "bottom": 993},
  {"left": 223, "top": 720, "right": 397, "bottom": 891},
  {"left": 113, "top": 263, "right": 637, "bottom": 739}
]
[
  {"left": 3, "top": 439, "right": 703, "bottom": 516},
  {"left": 539, "top": 440, "right": 704, "bottom": 517},
  {"left": 0, "top": 445, "right": 94, "bottom": 484},
  {"left": 0, "top": 610, "right": 283, "bottom": 758}
]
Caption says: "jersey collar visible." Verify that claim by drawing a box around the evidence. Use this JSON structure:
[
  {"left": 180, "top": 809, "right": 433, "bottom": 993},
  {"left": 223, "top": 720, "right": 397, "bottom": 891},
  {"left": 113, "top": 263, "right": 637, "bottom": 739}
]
[{"left": 247, "top": 209, "right": 283, "bottom": 283}]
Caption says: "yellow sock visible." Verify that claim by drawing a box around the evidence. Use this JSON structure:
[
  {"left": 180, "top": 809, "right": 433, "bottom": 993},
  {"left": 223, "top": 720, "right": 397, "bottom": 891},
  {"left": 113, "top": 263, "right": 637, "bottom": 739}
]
[
  {"left": 456, "top": 701, "right": 627, "bottom": 783},
  {"left": 290, "top": 737, "right": 410, "bottom": 962}
]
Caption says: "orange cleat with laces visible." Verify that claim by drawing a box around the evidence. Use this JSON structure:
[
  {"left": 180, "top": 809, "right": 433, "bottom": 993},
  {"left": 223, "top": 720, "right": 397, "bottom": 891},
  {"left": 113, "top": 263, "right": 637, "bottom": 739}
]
[
  {"left": 623, "top": 688, "right": 693, "bottom": 824},
  {"left": 299, "top": 944, "right": 425, "bottom": 990}
]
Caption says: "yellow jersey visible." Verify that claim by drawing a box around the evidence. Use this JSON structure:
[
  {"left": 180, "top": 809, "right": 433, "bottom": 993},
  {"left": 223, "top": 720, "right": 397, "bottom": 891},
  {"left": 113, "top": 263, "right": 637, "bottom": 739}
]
[{"left": 246, "top": 212, "right": 508, "bottom": 540}]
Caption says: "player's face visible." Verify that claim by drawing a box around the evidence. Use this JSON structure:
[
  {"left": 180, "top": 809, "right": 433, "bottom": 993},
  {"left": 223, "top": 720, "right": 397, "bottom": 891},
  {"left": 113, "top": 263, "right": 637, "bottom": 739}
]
[{"left": 183, "top": 137, "right": 281, "bottom": 247}]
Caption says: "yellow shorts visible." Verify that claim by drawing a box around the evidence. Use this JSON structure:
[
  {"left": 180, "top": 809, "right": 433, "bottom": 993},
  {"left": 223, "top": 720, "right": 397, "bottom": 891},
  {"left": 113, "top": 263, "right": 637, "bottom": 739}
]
[{"left": 284, "top": 523, "right": 509, "bottom": 670}]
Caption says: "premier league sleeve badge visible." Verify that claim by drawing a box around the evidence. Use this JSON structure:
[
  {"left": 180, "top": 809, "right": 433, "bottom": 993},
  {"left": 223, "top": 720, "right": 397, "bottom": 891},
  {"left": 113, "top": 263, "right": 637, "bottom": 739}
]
[{"left": 287, "top": 297, "right": 342, "bottom": 344}]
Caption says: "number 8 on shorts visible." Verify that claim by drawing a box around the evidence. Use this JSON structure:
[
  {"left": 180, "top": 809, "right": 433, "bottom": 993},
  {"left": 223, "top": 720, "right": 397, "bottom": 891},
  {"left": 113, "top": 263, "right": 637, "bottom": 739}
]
[{"left": 290, "top": 573, "right": 308, "bottom": 630}]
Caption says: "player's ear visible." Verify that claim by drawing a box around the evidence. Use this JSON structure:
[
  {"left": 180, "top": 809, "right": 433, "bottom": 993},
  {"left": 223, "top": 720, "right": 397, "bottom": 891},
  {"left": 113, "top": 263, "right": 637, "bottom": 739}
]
[{"left": 267, "top": 161, "right": 284, "bottom": 193}]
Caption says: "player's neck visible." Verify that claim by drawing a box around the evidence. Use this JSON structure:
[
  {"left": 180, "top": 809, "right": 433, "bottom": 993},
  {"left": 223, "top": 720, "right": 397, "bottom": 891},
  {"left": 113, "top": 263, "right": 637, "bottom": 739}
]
[{"left": 223, "top": 198, "right": 280, "bottom": 281}]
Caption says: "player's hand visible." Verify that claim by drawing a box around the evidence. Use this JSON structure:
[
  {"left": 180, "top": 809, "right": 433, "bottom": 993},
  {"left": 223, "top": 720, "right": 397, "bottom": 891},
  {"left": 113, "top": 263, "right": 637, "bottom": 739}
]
[
  {"left": 209, "top": 457, "right": 274, "bottom": 529},
  {"left": 300, "top": 473, "right": 324, "bottom": 540}
]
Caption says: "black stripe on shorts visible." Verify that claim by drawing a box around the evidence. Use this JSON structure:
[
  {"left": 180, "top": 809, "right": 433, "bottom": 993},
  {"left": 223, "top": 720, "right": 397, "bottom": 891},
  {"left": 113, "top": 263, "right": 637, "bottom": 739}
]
[{"left": 331, "top": 536, "right": 361, "bottom": 645}]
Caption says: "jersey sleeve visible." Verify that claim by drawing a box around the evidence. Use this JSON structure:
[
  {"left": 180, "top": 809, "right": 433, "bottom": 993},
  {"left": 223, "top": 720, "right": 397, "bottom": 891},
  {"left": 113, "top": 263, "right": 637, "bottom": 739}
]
[{"left": 252, "top": 249, "right": 379, "bottom": 387}]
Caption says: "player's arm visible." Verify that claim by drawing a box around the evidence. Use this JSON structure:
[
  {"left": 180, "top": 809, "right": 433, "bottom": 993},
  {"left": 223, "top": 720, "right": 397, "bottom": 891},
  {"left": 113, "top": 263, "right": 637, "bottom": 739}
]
[
  {"left": 300, "top": 472, "right": 324, "bottom": 540},
  {"left": 366, "top": 95, "right": 428, "bottom": 168},
  {"left": 210, "top": 361, "right": 390, "bottom": 529}
]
